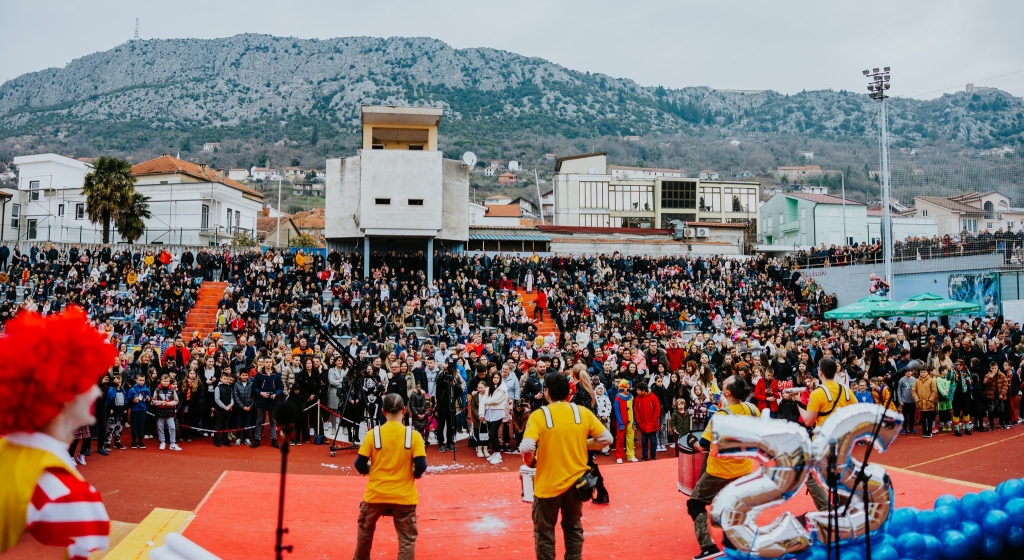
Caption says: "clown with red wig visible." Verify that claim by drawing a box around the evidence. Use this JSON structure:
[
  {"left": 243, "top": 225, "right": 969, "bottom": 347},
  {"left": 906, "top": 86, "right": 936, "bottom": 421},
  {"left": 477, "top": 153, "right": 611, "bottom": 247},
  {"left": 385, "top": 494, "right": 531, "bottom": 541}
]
[{"left": 0, "top": 307, "right": 118, "bottom": 559}]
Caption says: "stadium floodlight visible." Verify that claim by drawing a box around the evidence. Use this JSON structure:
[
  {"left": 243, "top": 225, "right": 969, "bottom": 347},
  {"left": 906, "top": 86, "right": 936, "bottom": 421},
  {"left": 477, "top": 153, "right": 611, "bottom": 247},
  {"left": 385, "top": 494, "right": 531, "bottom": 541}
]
[{"left": 864, "top": 66, "right": 894, "bottom": 299}]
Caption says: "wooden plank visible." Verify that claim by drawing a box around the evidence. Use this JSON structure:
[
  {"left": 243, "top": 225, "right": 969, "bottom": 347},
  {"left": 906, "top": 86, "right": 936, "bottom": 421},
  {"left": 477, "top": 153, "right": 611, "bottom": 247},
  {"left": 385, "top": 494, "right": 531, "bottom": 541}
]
[{"left": 99, "top": 508, "right": 193, "bottom": 560}]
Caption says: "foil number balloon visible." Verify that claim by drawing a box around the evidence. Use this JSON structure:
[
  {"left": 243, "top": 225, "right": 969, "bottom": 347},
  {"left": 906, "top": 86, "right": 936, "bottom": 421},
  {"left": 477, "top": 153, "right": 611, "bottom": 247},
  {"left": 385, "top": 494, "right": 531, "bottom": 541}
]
[{"left": 709, "top": 404, "right": 903, "bottom": 558}]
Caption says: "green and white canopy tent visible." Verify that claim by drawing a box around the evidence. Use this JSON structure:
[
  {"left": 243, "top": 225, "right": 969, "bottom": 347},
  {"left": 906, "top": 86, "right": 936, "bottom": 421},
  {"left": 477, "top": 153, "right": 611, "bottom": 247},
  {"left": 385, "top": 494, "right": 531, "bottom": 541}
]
[{"left": 823, "top": 295, "right": 894, "bottom": 320}]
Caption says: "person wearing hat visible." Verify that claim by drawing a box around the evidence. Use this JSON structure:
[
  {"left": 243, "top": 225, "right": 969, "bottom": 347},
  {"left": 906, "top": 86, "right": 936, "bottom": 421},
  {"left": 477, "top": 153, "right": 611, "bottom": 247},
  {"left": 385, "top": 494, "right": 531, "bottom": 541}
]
[
  {"left": 950, "top": 358, "right": 975, "bottom": 437},
  {"left": 0, "top": 308, "right": 119, "bottom": 559}
]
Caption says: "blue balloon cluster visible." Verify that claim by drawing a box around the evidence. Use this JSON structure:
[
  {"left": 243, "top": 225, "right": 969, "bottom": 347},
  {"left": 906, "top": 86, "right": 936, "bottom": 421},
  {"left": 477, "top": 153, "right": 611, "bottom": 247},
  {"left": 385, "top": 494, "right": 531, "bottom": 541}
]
[{"left": 775, "top": 478, "right": 1024, "bottom": 560}]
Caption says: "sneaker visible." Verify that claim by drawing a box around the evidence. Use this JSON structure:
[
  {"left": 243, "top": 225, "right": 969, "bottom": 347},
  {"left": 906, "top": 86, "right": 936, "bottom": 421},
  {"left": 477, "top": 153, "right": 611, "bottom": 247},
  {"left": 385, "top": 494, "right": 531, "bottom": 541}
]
[
  {"left": 616, "top": 458, "right": 623, "bottom": 464},
  {"left": 83, "top": 448, "right": 91, "bottom": 457},
  {"left": 76, "top": 455, "right": 86, "bottom": 466},
  {"left": 439, "top": 445, "right": 447, "bottom": 453},
  {"left": 235, "top": 439, "right": 241, "bottom": 446},
  {"left": 169, "top": 444, "right": 182, "bottom": 451},
  {"left": 138, "top": 443, "right": 147, "bottom": 449},
  {"left": 131, "top": 443, "right": 139, "bottom": 449},
  {"left": 115, "top": 443, "right": 127, "bottom": 450},
  {"left": 694, "top": 546, "right": 724, "bottom": 560},
  {"left": 144, "top": 435, "right": 153, "bottom": 439},
  {"left": 966, "top": 428, "right": 973, "bottom": 436},
  {"left": 923, "top": 433, "right": 932, "bottom": 438},
  {"left": 251, "top": 440, "right": 261, "bottom": 449},
  {"left": 628, "top": 457, "right": 639, "bottom": 462},
  {"left": 593, "top": 494, "right": 610, "bottom": 505},
  {"left": 954, "top": 429, "right": 962, "bottom": 437},
  {"left": 245, "top": 439, "right": 252, "bottom": 446},
  {"left": 309, "top": 428, "right": 315, "bottom": 437},
  {"left": 98, "top": 447, "right": 109, "bottom": 456},
  {"left": 271, "top": 439, "right": 280, "bottom": 449}
]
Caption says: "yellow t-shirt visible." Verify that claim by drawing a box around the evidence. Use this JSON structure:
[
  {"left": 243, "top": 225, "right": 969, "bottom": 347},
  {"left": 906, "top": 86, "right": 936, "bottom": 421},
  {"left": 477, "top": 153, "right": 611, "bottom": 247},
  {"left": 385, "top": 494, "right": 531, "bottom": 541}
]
[
  {"left": 357, "top": 422, "right": 426, "bottom": 505},
  {"left": 807, "top": 381, "right": 854, "bottom": 427},
  {"left": 702, "top": 402, "right": 760, "bottom": 480},
  {"left": 524, "top": 402, "right": 607, "bottom": 499}
]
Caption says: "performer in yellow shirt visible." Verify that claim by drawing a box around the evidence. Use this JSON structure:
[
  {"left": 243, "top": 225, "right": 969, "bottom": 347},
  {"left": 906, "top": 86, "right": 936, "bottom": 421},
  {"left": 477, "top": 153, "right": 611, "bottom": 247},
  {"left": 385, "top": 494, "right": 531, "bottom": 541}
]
[
  {"left": 353, "top": 393, "right": 427, "bottom": 560},
  {"left": 0, "top": 307, "right": 119, "bottom": 560},
  {"left": 798, "top": 357, "right": 855, "bottom": 511},
  {"left": 688, "top": 375, "right": 760, "bottom": 560}
]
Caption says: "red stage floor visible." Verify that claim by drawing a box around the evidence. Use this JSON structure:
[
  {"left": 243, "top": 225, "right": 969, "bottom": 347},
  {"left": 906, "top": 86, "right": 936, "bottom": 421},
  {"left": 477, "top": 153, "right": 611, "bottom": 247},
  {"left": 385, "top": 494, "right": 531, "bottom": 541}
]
[{"left": 183, "top": 459, "right": 986, "bottom": 560}]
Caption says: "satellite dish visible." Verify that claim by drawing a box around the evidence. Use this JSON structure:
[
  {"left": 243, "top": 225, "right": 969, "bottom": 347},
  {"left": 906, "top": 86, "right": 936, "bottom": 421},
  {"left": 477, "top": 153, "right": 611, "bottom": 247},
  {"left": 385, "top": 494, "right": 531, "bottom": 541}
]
[
  {"left": 462, "top": 151, "right": 477, "bottom": 167},
  {"left": 508, "top": 161, "right": 520, "bottom": 172}
]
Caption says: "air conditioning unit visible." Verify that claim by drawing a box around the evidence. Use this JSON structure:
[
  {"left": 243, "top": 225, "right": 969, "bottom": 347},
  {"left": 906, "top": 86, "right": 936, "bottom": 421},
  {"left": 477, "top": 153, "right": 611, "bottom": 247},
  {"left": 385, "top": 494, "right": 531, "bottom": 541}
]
[
  {"left": 684, "top": 228, "right": 696, "bottom": 237},
  {"left": 696, "top": 227, "right": 710, "bottom": 237}
]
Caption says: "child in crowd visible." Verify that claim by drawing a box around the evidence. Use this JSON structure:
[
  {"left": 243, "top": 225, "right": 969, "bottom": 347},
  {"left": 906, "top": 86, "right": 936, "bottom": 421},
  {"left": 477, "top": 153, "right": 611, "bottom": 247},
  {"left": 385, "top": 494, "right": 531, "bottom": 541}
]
[
  {"left": 612, "top": 379, "right": 637, "bottom": 464},
  {"left": 689, "top": 384, "right": 710, "bottom": 431},
  {"left": 669, "top": 398, "right": 691, "bottom": 442},
  {"left": 595, "top": 384, "right": 613, "bottom": 456},
  {"left": 633, "top": 382, "right": 661, "bottom": 461},
  {"left": 936, "top": 367, "right": 953, "bottom": 432},
  {"left": 775, "top": 380, "right": 801, "bottom": 424},
  {"left": 127, "top": 373, "right": 151, "bottom": 449},
  {"left": 898, "top": 366, "right": 918, "bottom": 435},
  {"left": 854, "top": 379, "right": 874, "bottom": 404},
  {"left": 913, "top": 367, "right": 938, "bottom": 438},
  {"left": 409, "top": 382, "right": 430, "bottom": 440},
  {"left": 152, "top": 374, "right": 182, "bottom": 451},
  {"left": 103, "top": 373, "right": 129, "bottom": 454},
  {"left": 871, "top": 377, "right": 898, "bottom": 411},
  {"left": 233, "top": 369, "right": 256, "bottom": 446},
  {"left": 213, "top": 372, "right": 235, "bottom": 447},
  {"left": 68, "top": 425, "right": 91, "bottom": 466},
  {"left": 509, "top": 400, "right": 531, "bottom": 452},
  {"left": 971, "top": 373, "right": 989, "bottom": 432}
]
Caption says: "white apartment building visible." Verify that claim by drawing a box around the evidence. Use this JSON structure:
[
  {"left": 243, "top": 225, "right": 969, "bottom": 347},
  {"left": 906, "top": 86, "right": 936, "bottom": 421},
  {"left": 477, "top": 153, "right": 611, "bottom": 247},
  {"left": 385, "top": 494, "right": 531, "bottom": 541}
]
[{"left": 2, "top": 153, "right": 264, "bottom": 245}]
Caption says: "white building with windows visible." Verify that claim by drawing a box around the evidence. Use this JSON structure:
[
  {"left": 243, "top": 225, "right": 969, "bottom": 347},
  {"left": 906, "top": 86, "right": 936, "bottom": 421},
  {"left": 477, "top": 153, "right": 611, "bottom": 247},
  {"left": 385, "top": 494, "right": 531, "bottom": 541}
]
[
  {"left": 552, "top": 153, "right": 759, "bottom": 230},
  {"left": 1, "top": 153, "right": 264, "bottom": 245},
  {"left": 913, "top": 192, "right": 1024, "bottom": 236}
]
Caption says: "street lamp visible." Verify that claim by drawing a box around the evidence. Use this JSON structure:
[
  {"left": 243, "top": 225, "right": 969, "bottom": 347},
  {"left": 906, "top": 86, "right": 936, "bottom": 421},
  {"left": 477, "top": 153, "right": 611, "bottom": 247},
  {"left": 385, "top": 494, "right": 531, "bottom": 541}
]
[{"left": 864, "top": 67, "right": 894, "bottom": 299}]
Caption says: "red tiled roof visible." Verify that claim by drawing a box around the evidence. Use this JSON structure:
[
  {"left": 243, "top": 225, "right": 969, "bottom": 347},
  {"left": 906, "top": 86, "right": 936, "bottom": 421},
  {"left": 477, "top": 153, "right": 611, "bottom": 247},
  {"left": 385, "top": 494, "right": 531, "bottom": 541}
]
[
  {"left": 292, "top": 207, "right": 326, "bottom": 229},
  {"left": 538, "top": 225, "right": 673, "bottom": 235},
  {"left": 132, "top": 155, "right": 264, "bottom": 199},
  {"left": 484, "top": 204, "right": 523, "bottom": 218}
]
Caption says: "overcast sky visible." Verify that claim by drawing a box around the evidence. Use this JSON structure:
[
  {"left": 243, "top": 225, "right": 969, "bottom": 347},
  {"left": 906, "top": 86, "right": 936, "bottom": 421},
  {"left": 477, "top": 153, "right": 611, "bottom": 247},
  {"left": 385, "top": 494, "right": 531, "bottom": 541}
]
[{"left": 3, "top": 0, "right": 1023, "bottom": 99}]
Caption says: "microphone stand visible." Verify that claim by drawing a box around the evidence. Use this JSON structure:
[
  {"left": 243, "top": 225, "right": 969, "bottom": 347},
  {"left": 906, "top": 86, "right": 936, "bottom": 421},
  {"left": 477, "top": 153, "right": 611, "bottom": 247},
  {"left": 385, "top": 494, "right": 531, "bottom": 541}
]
[
  {"left": 450, "top": 374, "right": 459, "bottom": 464},
  {"left": 275, "top": 437, "right": 293, "bottom": 559},
  {"left": 826, "top": 438, "right": 839, "bottom": 560}
]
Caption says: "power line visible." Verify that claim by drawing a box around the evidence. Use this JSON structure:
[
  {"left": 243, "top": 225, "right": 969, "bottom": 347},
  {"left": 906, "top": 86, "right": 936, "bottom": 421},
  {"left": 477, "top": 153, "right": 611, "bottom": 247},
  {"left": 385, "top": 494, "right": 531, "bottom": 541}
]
[{"left": 908, "top": 68, "right": 1024, "bottom": 99}]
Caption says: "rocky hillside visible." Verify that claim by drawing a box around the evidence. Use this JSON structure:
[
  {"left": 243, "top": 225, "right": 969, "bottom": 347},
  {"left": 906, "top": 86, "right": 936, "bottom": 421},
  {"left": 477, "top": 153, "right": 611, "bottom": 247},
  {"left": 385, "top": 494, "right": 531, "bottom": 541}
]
[{"left": 0, "top": 34, "right": 1021, "bottom": 156}]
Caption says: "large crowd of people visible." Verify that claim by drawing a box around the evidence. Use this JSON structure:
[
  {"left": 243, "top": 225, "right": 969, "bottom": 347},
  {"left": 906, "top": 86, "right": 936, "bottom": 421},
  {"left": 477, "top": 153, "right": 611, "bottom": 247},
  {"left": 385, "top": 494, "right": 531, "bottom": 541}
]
[{"left": 1, "top": 241, "right": 1021, "bottom": 471}]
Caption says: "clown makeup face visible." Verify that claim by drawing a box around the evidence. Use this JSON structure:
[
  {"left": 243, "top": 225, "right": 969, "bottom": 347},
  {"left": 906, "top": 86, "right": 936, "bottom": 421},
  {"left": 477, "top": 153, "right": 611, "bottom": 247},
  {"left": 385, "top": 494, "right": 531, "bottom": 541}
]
[{"left": 63, "top": 384, "right": 102, "bottom": 442}]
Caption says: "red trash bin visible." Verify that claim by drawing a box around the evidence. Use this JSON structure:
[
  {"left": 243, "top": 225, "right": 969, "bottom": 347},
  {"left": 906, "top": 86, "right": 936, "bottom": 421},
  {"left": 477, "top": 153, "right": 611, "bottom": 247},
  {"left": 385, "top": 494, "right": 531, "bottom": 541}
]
[{"left": 676, "top": 431, "right": 707, "bottom": 495}]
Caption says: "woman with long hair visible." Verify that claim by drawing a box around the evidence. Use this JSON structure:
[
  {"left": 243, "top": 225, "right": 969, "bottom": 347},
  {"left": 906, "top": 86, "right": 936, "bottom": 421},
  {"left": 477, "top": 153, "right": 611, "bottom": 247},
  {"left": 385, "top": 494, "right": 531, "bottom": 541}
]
[
  {"left": 570, "top": 370, "right": 610, "bottom": 504},
  {"left": 179, "top": 369, "right": 205, "bottom": 443},
  {"left": 481, "top": 371, "right": 509, "bottom": 457}
]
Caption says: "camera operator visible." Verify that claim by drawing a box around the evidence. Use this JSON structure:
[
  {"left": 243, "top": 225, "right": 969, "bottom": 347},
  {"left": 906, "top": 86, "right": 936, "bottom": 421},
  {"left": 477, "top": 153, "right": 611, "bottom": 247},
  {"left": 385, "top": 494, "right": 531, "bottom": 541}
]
[
  {"left": 520, "top": 372, "right": 612, "bottom": 560},
  {"left": 434, "top": 361, "right": 464, "bottom": 453}
]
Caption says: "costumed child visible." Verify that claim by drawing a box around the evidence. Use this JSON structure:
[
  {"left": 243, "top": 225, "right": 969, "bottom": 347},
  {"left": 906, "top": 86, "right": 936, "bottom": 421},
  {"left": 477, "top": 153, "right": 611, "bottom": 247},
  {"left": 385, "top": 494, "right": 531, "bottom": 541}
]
[
  {"left": 0, "top": 307, "right": 119, "bottom": 559},
  {"left": 612, "top": 379, "right": 637, "bottom": 463}
]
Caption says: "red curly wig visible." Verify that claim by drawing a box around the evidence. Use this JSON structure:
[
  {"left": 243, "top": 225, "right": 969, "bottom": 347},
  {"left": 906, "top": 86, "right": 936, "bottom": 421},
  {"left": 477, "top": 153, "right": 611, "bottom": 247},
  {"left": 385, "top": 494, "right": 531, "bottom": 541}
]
[{"left": 0, "top": 306, "right": 118, "bottom": 433}]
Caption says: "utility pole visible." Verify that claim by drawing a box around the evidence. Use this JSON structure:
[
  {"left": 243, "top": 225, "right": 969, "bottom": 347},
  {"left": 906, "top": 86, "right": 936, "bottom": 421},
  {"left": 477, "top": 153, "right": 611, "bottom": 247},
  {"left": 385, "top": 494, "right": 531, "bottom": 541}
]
[
  {"left": 841, "top": 171, "right": 848, "bottom": 246},
  {"left": 865, "top": 67, "right": 894, "bottom": 300},
  {"left": 534, "top": 169, "right": 545, "bottom": 225},
  {"left": 276, "top": 163, "right": 283, "bottom": 247},
  {"left": 134, "top": 18, "right": 139, "bottom": 41}
]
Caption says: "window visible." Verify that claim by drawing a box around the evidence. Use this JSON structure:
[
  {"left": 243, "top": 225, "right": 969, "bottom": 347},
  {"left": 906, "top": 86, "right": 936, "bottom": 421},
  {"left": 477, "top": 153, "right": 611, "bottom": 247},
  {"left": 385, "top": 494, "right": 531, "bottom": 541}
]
[
  {"left": 10, "top": 204, "right": 19, "bottom": 228},
  {"left": 984, "top": 201, "right": 995, "bottom": 220},
  {"left": 1009, "top": 221, "right": 1015, "bottom": 230},
  {"left": 661, "top": 181, "right": 697, "bottom": 210},
  {"left": 226, "top": 208, "right": 233, "bottom": 230},
  {"left": 58, "top": 204, "right": 64, "bottom": 217},
  {"left": 921, "top": 209, "right": 928, "bottom": 217},
  {"left": 962, "top": 218, "right": 978, "bottom": 234},
  {"left": 699, "top": 186, "right": 721, "bottom": 212},
  {"left": 578, "top": 181, "right": 609, "bottom": 209},
  {"left": 27, "top": 219, "right": 37, "bottom": 240},
  {"left": 987, "top": 222, "right": 994, "bottom": 230},
  {"left": 660, "top": 213, "right": 697, "bottom": 228},
  {"left": 608, "top": 184, "right": 652, "bottom": 212},
  {"left": 75, "top": 203, "right": 85, "bottom": 220},
  {"left": 724, "top": 187, "right": 757, "bottom": 214},
  {"left": 29, "top": 180, "right": 40, "bottom": 201},
  {"left": 201, "top": 204, "right": 209, "bottom": 229},
  {"left": 408, "top": 199, "right": 424, "bottom": 206},
  {"left": 577, "top": 214, "right": 611, "bottom": 227},
  {"left": 847, "top": 236, "right": 855, "bottom": 246},
  {"left": 408, "top": 145, "right": 424, "bottom": 151},
  {"left": 372, "top": 144, "right": 384, "bottom": 150},
  {"left": 235, "top": 210, "right": 240, "bottom": 228},
  {"left": 375, "top": 198, "right": 391, "bottom": 205}
]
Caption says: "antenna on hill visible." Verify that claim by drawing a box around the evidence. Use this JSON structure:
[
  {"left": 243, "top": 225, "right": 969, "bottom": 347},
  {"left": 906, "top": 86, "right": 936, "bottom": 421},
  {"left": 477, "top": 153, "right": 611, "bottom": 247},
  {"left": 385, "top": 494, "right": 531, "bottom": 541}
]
[{"left": 134, "top": 18, "right": 139, "bottom": 41}]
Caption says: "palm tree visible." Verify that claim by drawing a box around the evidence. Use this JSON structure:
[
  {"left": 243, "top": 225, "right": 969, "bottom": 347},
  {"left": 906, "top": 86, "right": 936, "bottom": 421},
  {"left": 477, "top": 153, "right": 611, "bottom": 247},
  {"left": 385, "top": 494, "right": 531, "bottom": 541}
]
[
  {"left": 115, "top": 191, "right": 152, "bottom": 244},
  {"left": 82, "top": 157, "right": 143, "bottom": 243}
]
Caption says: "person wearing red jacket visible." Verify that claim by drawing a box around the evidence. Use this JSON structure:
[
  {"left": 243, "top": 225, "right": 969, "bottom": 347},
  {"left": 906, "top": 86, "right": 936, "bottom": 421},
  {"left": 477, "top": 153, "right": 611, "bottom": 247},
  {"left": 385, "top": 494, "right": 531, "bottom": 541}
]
[
  {"left": 533, "top": 289, "right": 547, "bottom": 321},
  {"left": 633, "top": 381, "right": 662, "bottom": 461},
  {"left": 161, "top": 336, "right": 191, "bottom": 371},
  {"left": 753, "top": 367, "right": 780, "bottom": 415}
]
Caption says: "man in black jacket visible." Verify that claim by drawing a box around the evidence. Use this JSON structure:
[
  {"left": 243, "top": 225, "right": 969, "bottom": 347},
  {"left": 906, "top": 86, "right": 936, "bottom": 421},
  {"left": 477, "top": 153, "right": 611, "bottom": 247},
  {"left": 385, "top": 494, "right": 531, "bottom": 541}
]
[
  {"left": 252, "top": 358, "right": 283, "bottom": 449},
  {"left": 433, "top": 363, "right": 463, "bottom": 453},
  {"left": 386, "top": 361, "right": 408, "bottom": 406}
]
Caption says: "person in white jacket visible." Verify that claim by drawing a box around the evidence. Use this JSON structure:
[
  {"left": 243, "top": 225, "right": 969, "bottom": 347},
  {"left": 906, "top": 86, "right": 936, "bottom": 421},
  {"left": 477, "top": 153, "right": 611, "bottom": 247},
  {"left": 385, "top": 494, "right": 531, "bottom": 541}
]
[
  {"left": 481, "top": 372, "right": 509, "bottom": 458},
  {"left": 594, "top": 384, "right": 613, "bottom": 455}
]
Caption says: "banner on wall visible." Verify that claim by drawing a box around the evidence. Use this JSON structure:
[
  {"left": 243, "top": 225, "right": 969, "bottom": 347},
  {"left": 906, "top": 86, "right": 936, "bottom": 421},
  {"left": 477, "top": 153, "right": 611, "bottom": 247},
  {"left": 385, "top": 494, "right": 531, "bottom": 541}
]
[{"left": 948, "top": 273, "right": 999, "bottom": 317}]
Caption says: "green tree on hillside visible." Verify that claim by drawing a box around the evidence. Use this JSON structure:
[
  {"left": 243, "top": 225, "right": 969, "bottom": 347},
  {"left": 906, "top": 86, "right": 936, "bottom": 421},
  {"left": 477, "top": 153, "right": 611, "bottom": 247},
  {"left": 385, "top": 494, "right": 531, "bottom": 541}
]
[{"left": 82, "top": 156, "right": 151, "bottom": 244}]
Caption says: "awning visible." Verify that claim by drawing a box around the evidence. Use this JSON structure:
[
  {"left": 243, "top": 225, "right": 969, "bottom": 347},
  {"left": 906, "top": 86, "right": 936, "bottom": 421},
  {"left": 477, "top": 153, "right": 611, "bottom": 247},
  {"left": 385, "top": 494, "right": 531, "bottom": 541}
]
[{"left": 468, "top": 234, "right": 551, "bottom": 242}]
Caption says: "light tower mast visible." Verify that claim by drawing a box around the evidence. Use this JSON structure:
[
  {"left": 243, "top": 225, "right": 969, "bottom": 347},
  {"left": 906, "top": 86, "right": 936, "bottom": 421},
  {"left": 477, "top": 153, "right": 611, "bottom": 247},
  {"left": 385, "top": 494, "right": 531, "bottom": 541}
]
[{"left": 134, "top": 18, "right": 139, "bottom": 41}]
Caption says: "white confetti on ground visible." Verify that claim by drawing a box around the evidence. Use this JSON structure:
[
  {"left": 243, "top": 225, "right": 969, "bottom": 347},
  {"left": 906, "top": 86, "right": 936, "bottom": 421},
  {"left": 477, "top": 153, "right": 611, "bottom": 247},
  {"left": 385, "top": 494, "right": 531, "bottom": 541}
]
[{"left": 469, "top": 515, "right": 508, "bottom": 533}]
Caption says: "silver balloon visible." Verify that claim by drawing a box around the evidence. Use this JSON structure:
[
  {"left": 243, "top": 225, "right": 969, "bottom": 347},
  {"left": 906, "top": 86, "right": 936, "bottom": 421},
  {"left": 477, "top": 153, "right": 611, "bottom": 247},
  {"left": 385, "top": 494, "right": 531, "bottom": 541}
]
[
  {"left": 806, "top": 404, "right": 903, "bottom": 545},
  {"left": 709, "top": 415, "right": 814, "bottom": 558}
]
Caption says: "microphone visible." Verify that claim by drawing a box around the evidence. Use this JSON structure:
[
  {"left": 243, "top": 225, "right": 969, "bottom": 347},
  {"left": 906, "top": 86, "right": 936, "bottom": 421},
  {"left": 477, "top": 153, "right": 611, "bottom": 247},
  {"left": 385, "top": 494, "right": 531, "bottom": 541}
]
[{"left": 275, "top": 401, "right": 298, "bottom": 442}]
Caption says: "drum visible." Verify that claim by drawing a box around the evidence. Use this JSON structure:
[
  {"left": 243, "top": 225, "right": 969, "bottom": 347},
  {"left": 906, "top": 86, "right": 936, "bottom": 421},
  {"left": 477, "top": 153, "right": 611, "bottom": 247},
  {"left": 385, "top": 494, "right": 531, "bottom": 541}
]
[{"left": 676, "top": 431, "right": 707, "bottom": 496}]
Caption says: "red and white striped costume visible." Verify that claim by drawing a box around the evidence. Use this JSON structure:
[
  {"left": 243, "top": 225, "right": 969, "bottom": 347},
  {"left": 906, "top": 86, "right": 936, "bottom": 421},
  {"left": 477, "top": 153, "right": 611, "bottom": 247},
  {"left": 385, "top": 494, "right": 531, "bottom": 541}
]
[{"left": 1, "top": 432, "right": 110, "bottom": 559}]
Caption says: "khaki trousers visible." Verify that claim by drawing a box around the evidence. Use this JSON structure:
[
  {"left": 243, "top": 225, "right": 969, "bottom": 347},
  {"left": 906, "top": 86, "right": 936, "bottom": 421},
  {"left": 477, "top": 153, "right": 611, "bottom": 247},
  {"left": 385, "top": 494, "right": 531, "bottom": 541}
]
[{"left": 353, "top": 501, "right": 418, "bottom": 560}]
